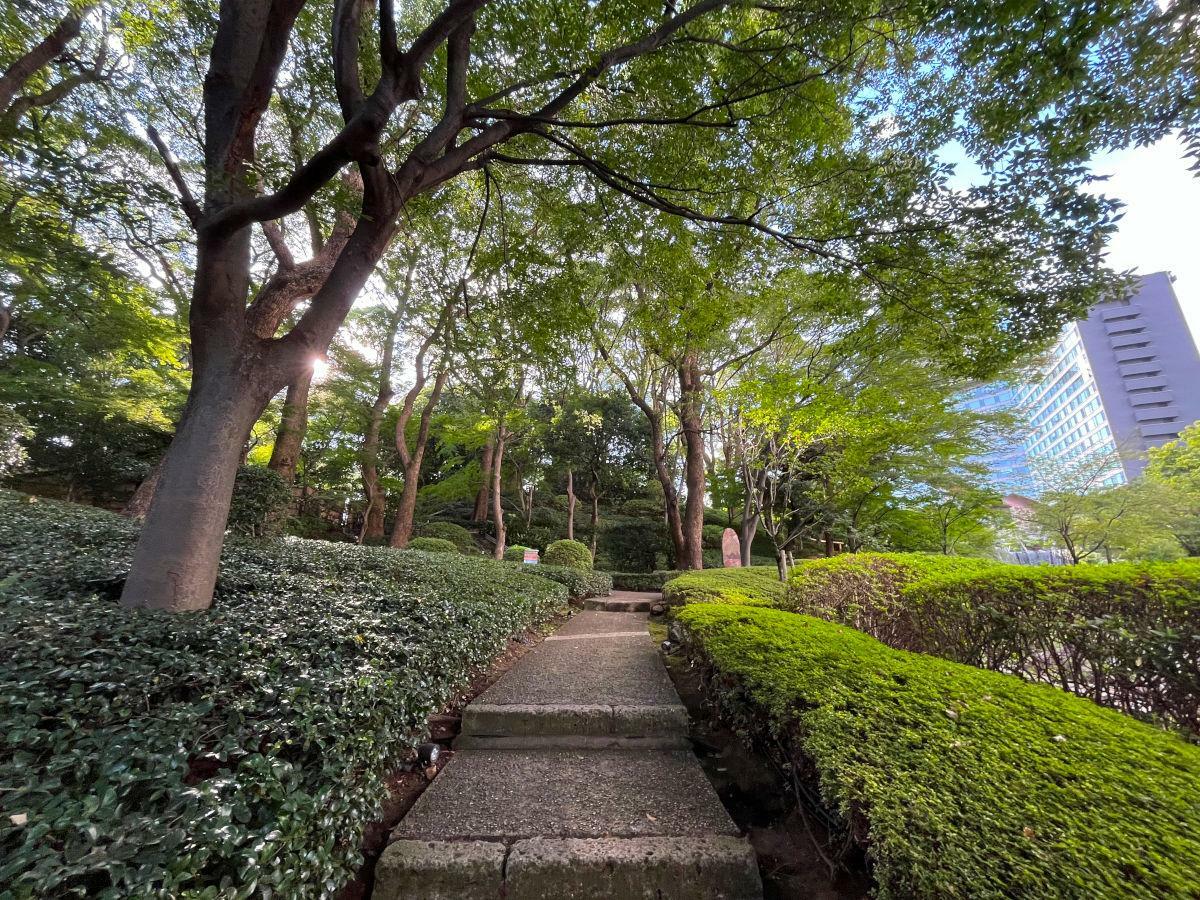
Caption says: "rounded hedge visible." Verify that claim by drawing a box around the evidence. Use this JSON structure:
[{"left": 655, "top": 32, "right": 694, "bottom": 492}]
[
  {"left": 504, "top": 544, "right": 531, "bottom": 562},
  {"left": 416, "top": 521, "right": 477, "bottom": 553},
  {"left": 406, "top": 536, "right": 459, "bottom": 553},
  {"left": 543, "top": 539, "right": 593, "bottom": 570}
]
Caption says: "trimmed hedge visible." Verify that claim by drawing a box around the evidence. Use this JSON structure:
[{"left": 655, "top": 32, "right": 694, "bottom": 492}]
[
  {"left": 0, "top": 492, "right": 567, "bottom": 897},
  {"left": 610, "top": 570, "right": 682, "bottom": 592},
  {"left": 502, "top": 562, "right": 612, "bottom": 600},
  {"left": 675, "top": 603, "right": 1200, "bottom": 899},
  {"left": 416, "top": 520, "right": 478, "bottom": 553},
  {"left": 662, "top": 567, "right": 784, "bottom": 608},
  {"left": 406, "top": 536, "right": 459, "bottom": 553},
  {"left": 543, "top": 538, "right": 593, "bottom": 570},
  {"left": 895, "top": 561, "right": 1200, "bottom": 735},
  {"left": 784, "top": 552, "right": 1000, "bottom": 625},
  {"left": 503, "top": 544, "right": 531, "bottom": 562}
]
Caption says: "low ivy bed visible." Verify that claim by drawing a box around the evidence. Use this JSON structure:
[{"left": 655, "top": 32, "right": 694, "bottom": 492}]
[
  {"left": 661, "top": 567, "right": 784, "bottom": 607},
  {"left": 0, "top": 492, "right": 567, "bottom": 897},
  {"left": 674, "top": 603, "right": 1200, "bottom": 899}
]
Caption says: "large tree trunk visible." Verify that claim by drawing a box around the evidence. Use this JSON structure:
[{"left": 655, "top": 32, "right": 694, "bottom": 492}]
[
  {"left": 490, "top": 425, "right": 508, "bottom": 559},
  {"left": 677, "top": 354, "right": 706, "bottom": 570},
  {"left": 267, "top": 368, "right": 313, "bottom": 483},
  {"left": 566, "top": 468, "right": 576, "bottom": 540},
  {"left": 123, "top": 459, "right": 162, "bottom": 518},
  {"left": 389, "top": 369, "right": 450, "bottom": 548},
  {"left": 121, "top": 353, "right": 269, "bottom": 611},
  {"left": 471, "top": 438, "right": 494, "bottom": 523},
  {"left": 359, "top": 389, "right": 391, "bottom": 544}
]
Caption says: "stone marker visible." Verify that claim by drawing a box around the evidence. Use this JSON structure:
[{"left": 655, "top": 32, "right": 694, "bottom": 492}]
[{"left": 721, "top": 528, "right": 741, "bottom": 568}]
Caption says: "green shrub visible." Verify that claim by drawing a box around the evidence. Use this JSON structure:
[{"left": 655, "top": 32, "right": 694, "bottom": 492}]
[
  {"left": 784, "top": 552, "right": 1000, "bottom": 626},
  {"left": 597, "top": 516, "right": 671, "bottom": 572},
  {"left": 0, "top": 491, "right": 566, "bottom": 897},
  {"left": 609, "top": 570, "right": 681, "bottom": 591},
  {"left": 675, "top": 603, "right": 1200, "bottom": 899},
  {"left": 416, "top": 520, "right": 477, "bottom": 553},
  {"left": 701, "top": 523, "right": 727, "bottom": 549},
  {"left": 503, "top": 562, "right": 612, "bottom": 600},
  {"left": 897, "top": 560, "right": 1200, "bottom": 735},
  {"left": 504, "top": 544, "right": 531, "bottom": 562},
  {"left": 543, "top": 538, "right": 593, "bottom": 570},
  {"left": 662, "top": 567, "right": 784, "bottom": 607},
  {"left": 227, "top": 466, "right": 293, "bottom": 535},
  {"left": 406, "top": 536, "right": 459, "bottom": 553}
]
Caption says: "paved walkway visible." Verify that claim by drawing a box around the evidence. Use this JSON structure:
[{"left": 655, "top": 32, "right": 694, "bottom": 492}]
[{"left": 375, "top": 593, "right": 762, "bottom": 899}]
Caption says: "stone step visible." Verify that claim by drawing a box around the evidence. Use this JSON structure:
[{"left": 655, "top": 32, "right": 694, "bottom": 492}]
[
  {"left": 583, "top": 596, "right": 656, "bottom": 612},
  {"left": 392, "top": 748, "right": 741, "bottom": 843},
  {"left": 458, "top": 702, "right": 689, "bottom": 750},
  {"left": 376, "top": 835, "right": 761, "bottom": 900}
]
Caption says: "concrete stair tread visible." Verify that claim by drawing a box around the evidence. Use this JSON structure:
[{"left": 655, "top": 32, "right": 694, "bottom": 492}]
[
  {"left": 395, "top": 748, "right": 739, "bottom": 841},
  {"left": 377, "top": 835, "right": 761, "bottom": 900}
]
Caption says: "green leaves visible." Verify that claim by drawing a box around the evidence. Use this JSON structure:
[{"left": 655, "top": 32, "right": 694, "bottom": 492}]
[{"left": 0, "top": 490, "right": 567, "bottom": 897}]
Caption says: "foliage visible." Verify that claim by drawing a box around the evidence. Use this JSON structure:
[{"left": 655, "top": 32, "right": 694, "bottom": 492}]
[
  {"left": 226, "top": 467, "right": 293, "bottom": 537},
  {"left": 542, "top": 539, "right": 593, "bottom": 571},
  {"left": 596, "top": 516, "right": 672, "bottom": 573},
  {"left": 674, "top": 604, "right": 1200, "bottom": 899},
  {"left": 0, "top": 404, "right": 31, "bottom": 477},
  {"left": 662, "top": 567, "right": 784, "bottom": 608},
  {"left": 405, "top": 536, "right": 459, "bottom": 553},
  {"left": 503, "top": 544, "right": 530, "bottom": 562},
  {"left": 610, "top": 570, "right": 683, "bottom": 592},
  {"left": 503, "top": 563, "right": 612, "bottom": 600},
  {"left": 783, "top": 552, "right": 1000, "bottom": 619},
  {"left": 415, "top": 521, "right": 478, "bottom": 554},
  {"left": 901, "top": 561, "right": 1200, "bottom": 735},
  {"left": 701, "top": 524, "right": 727, "bottom": 550},
  {"left": 0, "top": 491, "right": 566, "bottom": 897},
  {"left": 1146, "top": 422, "right": 1200, "bottom": 556}
]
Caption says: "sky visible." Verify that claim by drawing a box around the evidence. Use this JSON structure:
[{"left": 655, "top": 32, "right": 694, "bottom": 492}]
[{"left": 1087, "top": 134, "right": 1200, "bottom": 345}]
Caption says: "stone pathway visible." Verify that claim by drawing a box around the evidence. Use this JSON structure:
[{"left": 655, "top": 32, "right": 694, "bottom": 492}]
[{"left": 375, "top": 593, "right": 762, "bottom": 900}]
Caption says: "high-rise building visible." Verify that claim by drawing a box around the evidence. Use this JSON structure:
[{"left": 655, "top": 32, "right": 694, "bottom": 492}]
[{"left": 963, "top": 272, "right": 1200, "bottom": 493}]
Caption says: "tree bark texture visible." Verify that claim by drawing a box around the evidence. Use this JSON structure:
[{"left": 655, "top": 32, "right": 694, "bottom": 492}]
[
  {"left": 677, "top": 353, "right": 706, "bottom": 569},
  {"left": 490, "top": 424, "right": 507, "bottom": 560},
  {"left": 565, "top": 468, "right": 576, "bottom": 540},
  {"left": 389, "top": 367, "right": 450, "bottom": 548},
  {"left": 267, "top": 368, "right": 313, "bottom": 483},
  {"left": 471, "top": 437, "right": 494, "bottom": 523}
]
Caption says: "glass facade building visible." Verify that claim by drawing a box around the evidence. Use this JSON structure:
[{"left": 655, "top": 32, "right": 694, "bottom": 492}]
[{"left": 963, "top": 272, "right": 1200, "bottom": 495}]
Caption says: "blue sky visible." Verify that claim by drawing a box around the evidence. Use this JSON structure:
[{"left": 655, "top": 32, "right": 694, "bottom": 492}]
[{"left": 1087, "top": 134, "right": 1200, "bottom": 345}]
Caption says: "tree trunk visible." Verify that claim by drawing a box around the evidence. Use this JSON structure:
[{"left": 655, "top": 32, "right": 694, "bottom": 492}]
[
  {"left": 589, "top": 484, "right": 599, "bottom": 558},
  {"left": 0, "top": 302, "right": 10, "bottom": 347},
  {"left": 677, "top": 354, "right": 706, "bottom": 570},
  {"left": 267, "top": 368, "right": 313, "bottom": 483},
  {"left": 490, "top": 425, "right": 507, "bottom": 559},
  {"left": 123, "top": 459, "right": 163, "bottom": 518},
  {"left": 120, "top": 363, "right": 268, "bottom": 612},
  {"left": 358, "top": 303, "right": 403, "bottom": 543},
  {"left": 739, "top": 466, "right": 766, "bottom": 567},
  {"left": 566, "top": 468, "right": 576, "bottom": 540},
  {"left": 824, "top": 530, "right": 834, "bottom": 557},
  {"left": 389, "top": 369, "right": 450, "bottom": 548},
  {"left": 775, "top": 547, "right": 789, "bottom": 582},
  {"left": 471, "top": 438, "right": 494, "bottom": 523}
]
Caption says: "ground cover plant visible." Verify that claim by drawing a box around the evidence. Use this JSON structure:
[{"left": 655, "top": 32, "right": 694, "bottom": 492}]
[
  {"left": 405, "top": 536, "right": 460, "bottom": 553},
  {"left": 674, "top": 603, "right": 1200, "bottom": 899},
  {"left": 610, "top": 570, "right": 684, "bottom": 592},
  {"left": 662, "top": 567, "right": 785, "bottom": 608},
  {"left": 0, "top": 492, "right": 567, "bottom": 897}
]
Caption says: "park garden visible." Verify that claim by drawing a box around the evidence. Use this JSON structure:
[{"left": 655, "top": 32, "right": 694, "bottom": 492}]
[{"left": 1, "top": 0, "right": 1199, "bottom": 896}]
